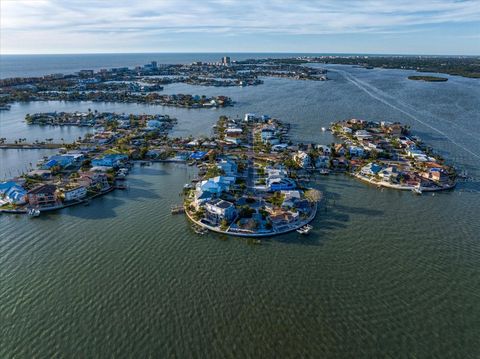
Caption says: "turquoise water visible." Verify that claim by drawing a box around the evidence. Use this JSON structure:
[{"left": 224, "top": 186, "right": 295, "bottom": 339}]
[{"left": 1, "top": 59, "right": 480, "bottom": 357}]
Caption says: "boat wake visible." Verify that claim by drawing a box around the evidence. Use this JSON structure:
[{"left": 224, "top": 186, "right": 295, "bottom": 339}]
[{"left": 334, "top": 69, "right": 480, "bottom": 160}]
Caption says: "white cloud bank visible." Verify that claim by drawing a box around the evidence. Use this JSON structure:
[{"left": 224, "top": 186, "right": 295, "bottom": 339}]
[{"left": 1, "top": 0, "right": 479, "bottom": 53}]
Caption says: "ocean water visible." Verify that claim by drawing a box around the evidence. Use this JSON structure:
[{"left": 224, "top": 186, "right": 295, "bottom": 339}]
[{"left": 1, "top": 55, "right": 480, "bottom": 357}]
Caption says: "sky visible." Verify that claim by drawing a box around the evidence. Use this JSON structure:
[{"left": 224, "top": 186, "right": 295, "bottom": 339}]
[{"left": 1, "top": 0, "right": 479, "bottom": 55}]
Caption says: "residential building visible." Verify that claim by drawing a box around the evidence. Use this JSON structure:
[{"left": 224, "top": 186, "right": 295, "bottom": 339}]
[
  {"left": 27, "top": 184, "right": 58, "bottom": 207},
  {"left": 217, "top": 159, "right": 238, "bottom": 176},
  {"left": 294, "top": 151, "right": 311, "bottom": 168},
  {"left": 62, "top": 186, "right": 87, "bottom": 202},
  {"left": 0, "top": 181, "right": 27, "bottom": 205},
  {"left": 355, "top": 130, "right": 372, "bottom": 140},
  {"left": 205, "top": 199, "right": 236, "bottom": 225},
  {"left": 91, "top": 154, "right": 128, "bottom": 168}
]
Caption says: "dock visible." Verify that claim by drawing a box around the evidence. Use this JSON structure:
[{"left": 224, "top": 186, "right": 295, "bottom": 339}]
[{"left": 171, "top": 205, "right": 185, "bottom": 214}]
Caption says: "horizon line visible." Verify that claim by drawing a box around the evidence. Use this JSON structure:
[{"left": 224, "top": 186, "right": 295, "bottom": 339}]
[{"left": 1, "top": 51, "right": 479, "bottom": 57}]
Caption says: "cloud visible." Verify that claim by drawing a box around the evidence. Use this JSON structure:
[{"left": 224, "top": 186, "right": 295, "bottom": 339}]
[{"left": 1, "top": 0, "right": 479, "bottom": 53}]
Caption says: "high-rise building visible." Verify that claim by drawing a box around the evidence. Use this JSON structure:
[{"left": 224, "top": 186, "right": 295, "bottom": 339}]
[{"left": 222, "top": 56, "right": 231, "bottom": 65}]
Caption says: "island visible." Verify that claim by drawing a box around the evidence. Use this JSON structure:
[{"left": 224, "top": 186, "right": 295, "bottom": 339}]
[
  {"left": 0, "top": 57, "right": 458, "bottom": 238},
  {"left": 408, "top": 75, "right": 448, "bottom": 82},
  {"left": 0, "top": 57, "right": 327, "bottom": 111}
]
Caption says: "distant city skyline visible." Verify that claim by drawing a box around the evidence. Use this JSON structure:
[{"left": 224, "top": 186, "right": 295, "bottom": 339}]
[{"left": 1, "top": 0, "right": 480, "bottom": 55}]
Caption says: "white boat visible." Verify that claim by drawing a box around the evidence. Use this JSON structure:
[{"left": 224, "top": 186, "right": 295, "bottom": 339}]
[
  {"left": 412, "top": 185, "right": 422, "bottom": 195},
  {"left": 321, "top": 127, "right": 326, "bottom": 132},
  {"left": 297, "top": 224, "right": 313, "bottom": 234},
  {"left": 193, "top": 225, "right": 208, "bottom": 235},
  {"left": 27, "top": 208, "right": 40, "bottom": 217}
]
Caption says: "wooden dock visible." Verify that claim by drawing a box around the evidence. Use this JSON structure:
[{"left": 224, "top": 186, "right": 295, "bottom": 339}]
[{"left": 171, "top": 205, "right": 185, "bottom": 214}]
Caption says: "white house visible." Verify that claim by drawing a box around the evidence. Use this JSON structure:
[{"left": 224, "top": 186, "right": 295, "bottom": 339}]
[
  {"left": 355, "top": 130, "right": 372, "bottom": 140},
  {"left": 294, "top": 151, "right": 311, "bottom": 168},
  {"left": 63, "top": 186, "right": 87, "bottom": 202},
  {"left": 244, "top": 113, "right": 257, "bottom": 122},
  {"left": 204, "top": 199, "right": 237, "bottom": 225},
  {"left": 315, "top": 144, "right": 331, "bottom": 155}
]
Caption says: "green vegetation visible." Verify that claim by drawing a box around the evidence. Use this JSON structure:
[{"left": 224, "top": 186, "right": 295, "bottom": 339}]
[
  {"left": 408, "top": 75, "right": 448, "bottom": 82},
  {"left": 318, "top": 56, "right": 480, "bottom": 79}
]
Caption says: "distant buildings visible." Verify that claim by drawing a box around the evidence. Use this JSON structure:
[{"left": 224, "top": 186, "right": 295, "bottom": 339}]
[{"left": 221, "top": 56, "right": 231, "bottom": 66}]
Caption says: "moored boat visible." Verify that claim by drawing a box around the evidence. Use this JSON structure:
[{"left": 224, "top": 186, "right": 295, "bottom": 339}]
[
  {"left": 27, "top": 208, "right": 40, "bottom": 217},
  {"left": 297, "top": 224, "right": 313, "bottom": 234}
]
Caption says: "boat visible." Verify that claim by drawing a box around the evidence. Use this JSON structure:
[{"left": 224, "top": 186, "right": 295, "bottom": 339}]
[
  {"left": 27, "top": 208, "right": 40, "bottom": 217},
  {"left": 192, "top": 225, "right": 208, "bottom": 235},
  {"left": 319, "top": 168, "right": 330, "bottom": 175},
  {"left": 297, "top": 224, "right": 313, "bottom": 234},
  {"left": 412, "top": 185, "right": 422, "bottom": 195},
  {"left": 321, "top": 127, "right": 326, "bottom": 132}
]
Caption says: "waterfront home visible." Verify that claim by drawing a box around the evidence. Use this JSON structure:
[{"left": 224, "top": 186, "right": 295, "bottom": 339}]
[
  {"left": 261, "top": 127, "right": 276, "bottom": 143},
  {"left": 193, "top": 190, "right": 214, "bottom": 209},
  {"left": 355, "top": 130, "right": 373, "bottom": 140},
  {"left": 281, "top": 190, "right": 301, "bottom": 208},
  {"left": 27, "top": 184, "right": 58, "bottom": 207},
  {"left": 266, "top": 166, "right": 288, "bottom": 179},
  {"left": 26, "top": 169, "right": 52, "bottom": 180},
  {"left": 406, "top": 147, "right": 429, "bottom": 162},
  {"left": 244, "top": 113, "right": 257, "bottom": 122},
  {"left": 380, "top": 166, "right": 399, "bottom": 181},
  {"left": 146, "top": 119, "right": 162, "bottom": 129},
  {"left": 272, "top": 143, "right": 288, "bottom": 152},
  {"left": 267, "top": 177, "right": 296, "bottom": 191},
  {"left": 190, "top": 151, "right": 208, "bottom": 161},
  {"left": 294, "top": 151, "right": 311, "bottom": 169},
  {"left": 334, "top": 144, "right": 346, "bottom": 156},
  {"left": 217, "top": 159, "right": 238, "bottom": 176},
  {"left": 349, "top": 146, "right": 365, "bottom": 157},
  {"left": 196, "top": 176, "right": 235, "bottom": 195},
  {"left": 77, "top": 172, "right": 110, "bottom": 191},
  {"left": 204, "top": 199, "right": 237, "bottom": 225},
  {"left": 269, "top": 210, "right": 298, "bottom": 226},
  {"left": 360, "top": 163, "right": 383, "bottom": 177},
  {"left": 315, "top": 144, "right": 331, "bottom": 155},
  {"left": 42, "top": 155, "right": 76, "bottom": 170},
  {"left": 0, "top": 181, "right": 27, "bottom": 205},
  {"left": 224, "top": 136, "right": 242, "bottom": 145},
  {"left": 421, "top": 168, "right": 449, "bottom": 183},
  {"left": 91, "top": 154, "right": 128, "bottom": 168},
  {"left": 91, "top": 131, "right": 115, "bottom": 145},
  {"left": 315, "top": 155, "right": 330, "bottom": 168},
  {"left": 342, "top": 126, "right": 353, "bottom": 134},
  {"left": 61, "top": 186, "right": 87, "bottom": 202},
  {"left": 225, "top": 127, "right": 243, "bottom": 136}
]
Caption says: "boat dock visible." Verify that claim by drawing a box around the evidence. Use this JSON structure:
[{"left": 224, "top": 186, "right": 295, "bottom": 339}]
[{"left": 171, "top": 205, "right": 185, "bottom": 214}]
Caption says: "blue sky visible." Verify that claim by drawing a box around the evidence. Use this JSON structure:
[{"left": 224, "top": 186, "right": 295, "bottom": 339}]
[{"left": 1, "top": 0, "right": 479, "bottom": 55}]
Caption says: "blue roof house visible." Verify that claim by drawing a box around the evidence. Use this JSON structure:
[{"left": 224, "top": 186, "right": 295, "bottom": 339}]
[
  {"left": 42, "top": 155, "right": 75, "bottom": 169},
  {"left": 0, "top": 181, "right": 27, "bottom": 204},
  {"left": 91, "top": 154, "right": 128, "bottom": 168}
]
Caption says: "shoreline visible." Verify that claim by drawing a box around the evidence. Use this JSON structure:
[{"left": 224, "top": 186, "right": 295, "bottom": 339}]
[
  {"left": 0, "top": 186, "right": 117, "bottom": 214},
  {"left": 185, "top": 201, "right": 318, "bottom": 238},
  {"left": 353, "top": 173, "right": 456, "bottom": 192}
]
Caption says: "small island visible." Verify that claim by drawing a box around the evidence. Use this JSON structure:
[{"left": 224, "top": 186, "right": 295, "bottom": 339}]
[{"left": 408, "top": 75, "right": 448, "bottom": 82}]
